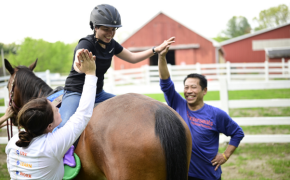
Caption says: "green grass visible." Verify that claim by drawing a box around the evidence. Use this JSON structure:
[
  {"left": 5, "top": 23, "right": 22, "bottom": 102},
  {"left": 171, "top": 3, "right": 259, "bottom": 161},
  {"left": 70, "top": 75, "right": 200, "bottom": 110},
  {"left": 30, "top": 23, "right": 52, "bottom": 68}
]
[
  {"left": 0, "top": 144, "right": 10, "bottom": 180},
  {"left": 228, "top": 89, "right": 290, "bottom": 100},
  {"left": 268, "top": 159, "right": 290, "bottom": 174},
  {"left": 240, "top": 125, "right": 290, "bottom": 134},
  {"left": 144, "top": 91, "right": 220, "bottom": 102},
  {"left": 230, "top": 107, "right": 290, "bottom": 117},
  {"left": 144, "top": 88, "right": 290, "bottom": 102},
  {"left": 219, "top": 144, "right": 290, "bottom": 180},
  {"left": 222, "top": 143, "right": 290, "bottom": 157}
]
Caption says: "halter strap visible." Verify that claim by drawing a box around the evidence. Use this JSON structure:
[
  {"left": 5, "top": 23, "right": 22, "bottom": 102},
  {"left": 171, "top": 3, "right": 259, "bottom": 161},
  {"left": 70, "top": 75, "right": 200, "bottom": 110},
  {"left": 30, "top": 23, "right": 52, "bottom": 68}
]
[{"left": 9, "top": 74, "right": 21, "bottom": 111}]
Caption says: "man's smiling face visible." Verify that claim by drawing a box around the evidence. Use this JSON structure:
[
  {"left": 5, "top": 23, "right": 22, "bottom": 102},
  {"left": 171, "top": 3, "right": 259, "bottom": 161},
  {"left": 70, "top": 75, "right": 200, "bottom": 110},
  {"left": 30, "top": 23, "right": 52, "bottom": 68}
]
[{"left": 184, "top": 78, "right": 207, "bottom": 107}]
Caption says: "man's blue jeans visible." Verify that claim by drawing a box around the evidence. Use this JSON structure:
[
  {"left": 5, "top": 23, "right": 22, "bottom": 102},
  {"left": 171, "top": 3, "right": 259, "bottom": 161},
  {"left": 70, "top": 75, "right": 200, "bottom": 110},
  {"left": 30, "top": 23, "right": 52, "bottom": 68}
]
[{"left": 57, "top": 90, "right": 115, "bottom": 128}]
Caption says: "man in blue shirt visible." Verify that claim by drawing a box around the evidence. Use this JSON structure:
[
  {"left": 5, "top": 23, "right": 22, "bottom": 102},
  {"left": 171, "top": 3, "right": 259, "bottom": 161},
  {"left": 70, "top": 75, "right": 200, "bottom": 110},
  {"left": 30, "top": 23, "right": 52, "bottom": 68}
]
[{"left": 158, "top": 39, "right": 244, "bottom": 180}]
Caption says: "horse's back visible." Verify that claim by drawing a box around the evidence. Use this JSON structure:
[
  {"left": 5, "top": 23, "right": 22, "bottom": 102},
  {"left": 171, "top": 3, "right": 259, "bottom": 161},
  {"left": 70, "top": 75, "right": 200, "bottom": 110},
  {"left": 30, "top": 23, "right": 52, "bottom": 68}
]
[{"left": 75, "top": 93, "right": 191, "bottom": 180}]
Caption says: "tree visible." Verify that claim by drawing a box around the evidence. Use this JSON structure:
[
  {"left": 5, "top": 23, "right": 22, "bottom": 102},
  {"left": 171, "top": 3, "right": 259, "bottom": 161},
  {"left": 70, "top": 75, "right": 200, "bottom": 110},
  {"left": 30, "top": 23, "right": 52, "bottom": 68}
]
[
  {"left": 213, "top": 16, "right": 251, "bottom": 42},
  {"left": 253, "top": 4, "right": 290, "bottom": 31},
  {"left": 212, "top": 35, "right": 230, "bottom": 43},
  {"left": 223, "top": 16, "right": 251, "bottom": 38},
  {"left": 0, "top": 42, "right": 19, "bottom": 54},
  {"left": 7, "top": 38, "right": 76, "bottom": 73}
]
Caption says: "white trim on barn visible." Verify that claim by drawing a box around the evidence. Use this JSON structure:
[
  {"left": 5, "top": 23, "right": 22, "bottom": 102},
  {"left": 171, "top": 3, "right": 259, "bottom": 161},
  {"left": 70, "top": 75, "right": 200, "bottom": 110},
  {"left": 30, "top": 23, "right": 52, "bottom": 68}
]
[{"left": 252, "top": 38, "right": 290, "bottom": 51}]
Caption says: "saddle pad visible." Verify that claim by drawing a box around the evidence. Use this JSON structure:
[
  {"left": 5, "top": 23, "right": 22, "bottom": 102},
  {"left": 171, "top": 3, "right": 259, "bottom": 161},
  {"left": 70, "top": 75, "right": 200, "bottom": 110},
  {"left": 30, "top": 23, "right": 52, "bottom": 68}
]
[
  {"left": 63, "top": 153, "right": 81, "bottom": 180},
  {"left": 47, "top": 89, "right": 64, "bottom": 102},
  {"left": 47, "top": 90, "right": 64, "bottom": 108}
]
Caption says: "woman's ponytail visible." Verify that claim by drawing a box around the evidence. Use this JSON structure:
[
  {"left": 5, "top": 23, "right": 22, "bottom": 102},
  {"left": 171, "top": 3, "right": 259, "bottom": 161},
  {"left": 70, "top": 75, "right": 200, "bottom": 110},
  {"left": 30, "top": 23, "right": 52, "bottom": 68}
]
[{"left": 16, "top": 131, "right": 35, "bottom": 147}]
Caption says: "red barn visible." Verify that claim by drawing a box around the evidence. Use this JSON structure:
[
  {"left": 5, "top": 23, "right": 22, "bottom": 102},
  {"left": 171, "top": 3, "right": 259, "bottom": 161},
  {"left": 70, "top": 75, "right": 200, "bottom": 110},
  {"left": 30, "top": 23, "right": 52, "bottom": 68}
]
[
  {"left": 220, "top": 23, "right": 290, "bottom": 63},
  {"left": 113, "top": 12, "right": 219, "bottom": 70}
]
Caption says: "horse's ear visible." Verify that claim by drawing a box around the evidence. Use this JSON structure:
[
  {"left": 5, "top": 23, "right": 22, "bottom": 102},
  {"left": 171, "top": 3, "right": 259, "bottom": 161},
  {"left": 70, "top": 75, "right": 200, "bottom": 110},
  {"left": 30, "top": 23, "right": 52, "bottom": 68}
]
[
  {"left": 29, "top": 58, "right": 38, "bottom": 71},
  {"left": 4, "top": 59, "right": 14, "bottom": 75}
]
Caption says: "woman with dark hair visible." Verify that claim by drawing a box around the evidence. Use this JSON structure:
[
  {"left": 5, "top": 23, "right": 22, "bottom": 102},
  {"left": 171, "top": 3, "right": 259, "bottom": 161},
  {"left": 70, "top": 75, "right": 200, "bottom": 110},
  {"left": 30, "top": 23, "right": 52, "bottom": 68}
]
[{"left": 5, "top": 50, "right": 97, "bottom": 180}]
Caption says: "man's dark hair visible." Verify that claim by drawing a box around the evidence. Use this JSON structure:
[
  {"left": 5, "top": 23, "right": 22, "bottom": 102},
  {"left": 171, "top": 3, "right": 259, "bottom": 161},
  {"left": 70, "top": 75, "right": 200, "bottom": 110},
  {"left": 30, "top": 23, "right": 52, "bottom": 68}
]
[{"left": 183, "top": 73, "right": 207, "bottom": 90}]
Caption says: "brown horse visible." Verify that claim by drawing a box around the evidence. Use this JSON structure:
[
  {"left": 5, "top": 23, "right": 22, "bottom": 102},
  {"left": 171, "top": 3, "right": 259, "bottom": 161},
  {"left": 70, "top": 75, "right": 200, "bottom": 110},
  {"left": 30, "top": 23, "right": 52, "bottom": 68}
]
[{"left": 5, "top": 59, "right": 192, "bottom": 180}]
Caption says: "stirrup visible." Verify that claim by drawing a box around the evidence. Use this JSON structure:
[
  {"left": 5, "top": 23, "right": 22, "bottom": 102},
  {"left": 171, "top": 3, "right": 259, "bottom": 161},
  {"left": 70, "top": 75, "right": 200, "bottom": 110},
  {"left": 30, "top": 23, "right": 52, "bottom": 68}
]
[
  {"left": 63, "top": 153, "right": 81, "bottom": 180},
  {"left": 63, "top": 145, "right": 81, "bottom": 180}
]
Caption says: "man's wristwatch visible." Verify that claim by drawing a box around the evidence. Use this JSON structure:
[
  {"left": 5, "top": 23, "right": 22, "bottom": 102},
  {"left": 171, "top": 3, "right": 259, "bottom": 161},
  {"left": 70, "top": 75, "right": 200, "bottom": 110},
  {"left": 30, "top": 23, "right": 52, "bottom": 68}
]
[{"left": 152, "top": 46, "right": 157, "bottom": 55}]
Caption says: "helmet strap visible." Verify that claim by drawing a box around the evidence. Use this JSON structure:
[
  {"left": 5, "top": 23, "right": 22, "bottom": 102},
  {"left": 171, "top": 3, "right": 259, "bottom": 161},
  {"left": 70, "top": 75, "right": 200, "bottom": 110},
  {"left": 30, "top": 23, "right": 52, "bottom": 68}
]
[{"left": 94, "top": 37, "right": 111, "bottom": 46}]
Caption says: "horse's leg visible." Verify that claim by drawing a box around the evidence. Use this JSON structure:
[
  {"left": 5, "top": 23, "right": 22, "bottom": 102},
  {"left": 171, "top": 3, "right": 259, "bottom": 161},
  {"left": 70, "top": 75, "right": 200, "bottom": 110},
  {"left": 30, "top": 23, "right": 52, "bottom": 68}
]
[{"left": 74, "top": 129, "right": 106, "bottom": 180}]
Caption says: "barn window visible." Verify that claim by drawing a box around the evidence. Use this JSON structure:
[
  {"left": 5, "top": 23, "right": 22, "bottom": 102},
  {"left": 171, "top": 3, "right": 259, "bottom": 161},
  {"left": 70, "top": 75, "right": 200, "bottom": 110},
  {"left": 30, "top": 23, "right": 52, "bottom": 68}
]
[{"left": 150, "top": 50, "right": 175, "bottom": 66}]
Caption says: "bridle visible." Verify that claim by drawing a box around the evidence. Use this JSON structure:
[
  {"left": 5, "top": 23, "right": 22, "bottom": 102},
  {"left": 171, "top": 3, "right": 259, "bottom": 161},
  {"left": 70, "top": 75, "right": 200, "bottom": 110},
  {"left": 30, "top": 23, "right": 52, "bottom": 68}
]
[
  {"left": 7, "top": 72, "right": 21, "bottom": 141},
  {"left": 9, "top": 73, "right": 21, "bottom": 111}
]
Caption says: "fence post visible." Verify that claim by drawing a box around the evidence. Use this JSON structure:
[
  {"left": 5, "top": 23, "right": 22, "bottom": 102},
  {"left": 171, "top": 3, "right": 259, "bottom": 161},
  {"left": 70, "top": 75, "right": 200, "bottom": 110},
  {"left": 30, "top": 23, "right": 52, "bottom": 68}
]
[
  {"left": 264, "top": 61, "right": 269, "bottom": 82},
  {"left": 196, "top": 62, "right": 201, "bottom": 74},
  {"left": 216, "top": 63, "right": 220, "bottom": 78},
  {"left": 4, "top": 88, "right": 9, "bottom": 108},
  {"left": 219, "top": 77, "right": 229, "bottom": 114},
  {"left": 226, "top": 61, "right": 231, "bottom": 82},
  {"left": 288, "top": 60, "right": 290, "bottom": 79},
  {"left": 282, "top": 58, "right": 285, "bottom": 76},
  {"left": 108, "top": 68, "right": 115, "bottom": 94},
  {"left": 1, "top": 49, "right": 6, "bottom": 77},
  {"left": 168, "top": 64, "right": 172, "bottom": 77},
  {"left": 143, "top": 65, "right": 150, "bottom": 85},
  {"left": 46, "top": 70, "right": 51, "bottom": 86}
]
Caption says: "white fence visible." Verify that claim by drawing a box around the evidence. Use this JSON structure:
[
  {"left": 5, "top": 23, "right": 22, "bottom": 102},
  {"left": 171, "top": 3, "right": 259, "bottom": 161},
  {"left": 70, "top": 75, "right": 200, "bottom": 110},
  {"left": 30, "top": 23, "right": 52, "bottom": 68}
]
[
  {"left": 1, "top": 61, "right": 290, "bottom": 144},
  {"left": 1, "top": 60, "right": 290, "bottom": 90}
]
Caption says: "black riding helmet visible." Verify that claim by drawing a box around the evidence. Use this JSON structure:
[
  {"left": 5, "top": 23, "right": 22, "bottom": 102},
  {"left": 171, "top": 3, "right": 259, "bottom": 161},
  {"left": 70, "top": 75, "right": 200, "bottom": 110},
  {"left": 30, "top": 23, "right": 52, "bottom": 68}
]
[{"left": 90, "top": 4, "right": 122, "bottom": 30}]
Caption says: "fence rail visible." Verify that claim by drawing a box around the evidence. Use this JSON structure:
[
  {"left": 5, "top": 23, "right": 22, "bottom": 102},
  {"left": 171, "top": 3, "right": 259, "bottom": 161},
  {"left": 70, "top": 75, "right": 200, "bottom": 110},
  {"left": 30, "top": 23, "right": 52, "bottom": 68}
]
[{"left": 0, "top": 60, "right": 290, "bottom": 88}]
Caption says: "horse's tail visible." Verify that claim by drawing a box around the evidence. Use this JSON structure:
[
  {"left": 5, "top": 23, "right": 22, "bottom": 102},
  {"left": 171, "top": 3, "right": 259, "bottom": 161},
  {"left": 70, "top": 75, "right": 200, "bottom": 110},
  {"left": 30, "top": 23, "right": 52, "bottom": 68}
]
[{"left": 155, "top": 104, "right": 188, "bottom": 180}]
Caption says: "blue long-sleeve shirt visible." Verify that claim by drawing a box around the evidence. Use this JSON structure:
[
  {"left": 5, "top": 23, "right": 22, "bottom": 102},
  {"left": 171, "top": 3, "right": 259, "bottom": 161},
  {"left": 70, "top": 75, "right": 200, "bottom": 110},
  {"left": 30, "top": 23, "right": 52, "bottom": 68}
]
[{"left": 160, "top": 77, "right": 244, "bottom": 180}]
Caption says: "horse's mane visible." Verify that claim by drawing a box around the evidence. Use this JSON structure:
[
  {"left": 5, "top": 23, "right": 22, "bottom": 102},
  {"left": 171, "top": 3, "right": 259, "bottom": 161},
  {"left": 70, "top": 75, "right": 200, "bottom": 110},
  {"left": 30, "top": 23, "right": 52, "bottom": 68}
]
[{"left": 15, "top": 66, "right": 53, "bottom": 104}]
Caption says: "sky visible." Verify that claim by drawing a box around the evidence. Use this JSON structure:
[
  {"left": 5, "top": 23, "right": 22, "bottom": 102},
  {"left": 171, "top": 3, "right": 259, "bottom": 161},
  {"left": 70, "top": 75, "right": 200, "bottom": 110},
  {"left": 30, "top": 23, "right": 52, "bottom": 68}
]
[{"left": 0, "top": 0, "right": 289, "bottom": 45}]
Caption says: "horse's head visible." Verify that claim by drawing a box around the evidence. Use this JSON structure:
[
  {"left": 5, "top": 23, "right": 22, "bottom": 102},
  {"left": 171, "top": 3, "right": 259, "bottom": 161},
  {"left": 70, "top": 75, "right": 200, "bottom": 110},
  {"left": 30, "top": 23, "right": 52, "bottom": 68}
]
[{"left": 4, "top": 59, "right": 38, "bottom": 125}]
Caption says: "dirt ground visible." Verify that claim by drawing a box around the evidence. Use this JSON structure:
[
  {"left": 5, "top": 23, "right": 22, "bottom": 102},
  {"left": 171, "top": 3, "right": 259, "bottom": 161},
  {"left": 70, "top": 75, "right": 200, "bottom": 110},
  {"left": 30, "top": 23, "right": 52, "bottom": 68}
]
[{"left": 222, "top": 153, "right": 290, "bottom": 180}]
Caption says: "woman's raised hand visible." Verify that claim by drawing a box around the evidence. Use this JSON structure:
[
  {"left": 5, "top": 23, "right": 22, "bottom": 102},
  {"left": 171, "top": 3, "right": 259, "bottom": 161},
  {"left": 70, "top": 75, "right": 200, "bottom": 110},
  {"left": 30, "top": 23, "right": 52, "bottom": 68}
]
[
  {"left": 155, "top": 37, "right": 175, "bottom": 53},
  {"left": 76, "top": 49, "right": 96, "bottom": 76}
]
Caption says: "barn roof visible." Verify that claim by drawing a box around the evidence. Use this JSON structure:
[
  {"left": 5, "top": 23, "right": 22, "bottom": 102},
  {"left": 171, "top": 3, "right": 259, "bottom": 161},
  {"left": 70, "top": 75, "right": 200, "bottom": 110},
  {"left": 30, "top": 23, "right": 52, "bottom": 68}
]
[
  {"left": 220, "top": 22, "right": 290, "bottom": 46},
  {"left": 120, "top": 12, "right": 219, "bottom": 47}
]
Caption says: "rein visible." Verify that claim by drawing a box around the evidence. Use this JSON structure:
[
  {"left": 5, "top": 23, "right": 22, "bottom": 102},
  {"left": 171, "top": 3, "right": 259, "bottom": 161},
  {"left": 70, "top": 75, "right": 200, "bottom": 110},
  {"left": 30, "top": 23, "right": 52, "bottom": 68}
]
[
  {"left": 9, "top": 73, "right": 21, "bottom": 111},
  {"left": 7, "top": 73, "right": 21, "bottom": 141}
]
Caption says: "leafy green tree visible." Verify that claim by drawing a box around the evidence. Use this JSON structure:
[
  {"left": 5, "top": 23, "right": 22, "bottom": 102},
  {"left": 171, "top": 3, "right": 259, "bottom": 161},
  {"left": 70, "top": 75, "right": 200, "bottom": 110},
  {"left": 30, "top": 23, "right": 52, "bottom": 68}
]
[
  {"left": 0, "top": 42, "right": 20, "bottom": 76},
  {"left": 253, "top": 4, "right": 290, "bottom": 31},
  {"left": 7, "top": 38, "right": 76, "bottom": 73},
  {"left": 213, "top": 16, "right": 251, "bottom": 42},
  {"left": 0, "top": 42, "right": 19, "bottom": 54},
  {"left": 223, "top": 16, "right": 251, "bottom": 38},
  {"left": 212, "top": 36, "right": 230, "bottom": 43}
]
